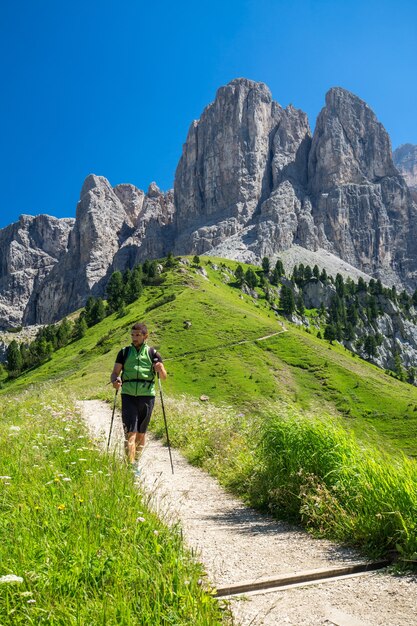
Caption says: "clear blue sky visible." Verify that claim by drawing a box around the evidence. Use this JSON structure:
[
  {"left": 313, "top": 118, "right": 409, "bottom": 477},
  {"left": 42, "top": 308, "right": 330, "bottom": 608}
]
[{"left": 1, "top": 0, "right": 416, "bottom": 229}]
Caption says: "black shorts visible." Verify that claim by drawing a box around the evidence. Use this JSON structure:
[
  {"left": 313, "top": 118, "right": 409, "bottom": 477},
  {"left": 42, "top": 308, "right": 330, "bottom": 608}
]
[{"left": 121, "top": 395, "right": 155, "bottom": 434}]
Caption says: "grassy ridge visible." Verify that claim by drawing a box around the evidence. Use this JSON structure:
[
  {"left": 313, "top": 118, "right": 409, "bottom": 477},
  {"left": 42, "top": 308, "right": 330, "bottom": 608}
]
[
  {"left": 0, "top": 387, "right": 228, "bottom": 624},
  {"left": 1, "top": 256, "right": 416, "bottom": 576}
]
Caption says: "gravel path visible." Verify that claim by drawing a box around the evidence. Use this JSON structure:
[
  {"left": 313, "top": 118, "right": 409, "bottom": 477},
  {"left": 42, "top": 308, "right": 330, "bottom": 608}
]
[{"left": 79, "top": 399, "right": 417, "bottom": 626}]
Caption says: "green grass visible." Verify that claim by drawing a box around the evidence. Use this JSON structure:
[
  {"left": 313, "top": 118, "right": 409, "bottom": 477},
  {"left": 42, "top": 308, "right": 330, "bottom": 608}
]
[
  {"left": 150, "top": 395, "right": 417, "bottom": 560},
  {"left": 0, "top": 387, "right": 229, "bottom": 625},
  {"left": 1, "top": 255, "right": 417, "bottom": 586}
]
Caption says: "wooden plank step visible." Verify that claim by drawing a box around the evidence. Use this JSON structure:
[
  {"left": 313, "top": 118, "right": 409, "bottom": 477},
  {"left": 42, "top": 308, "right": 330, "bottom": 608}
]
[{"left": 214, "top": 560, "right": 390, "bottom": 597}]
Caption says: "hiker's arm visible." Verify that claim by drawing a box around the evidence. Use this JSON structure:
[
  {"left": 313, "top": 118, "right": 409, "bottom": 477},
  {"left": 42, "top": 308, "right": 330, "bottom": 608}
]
[
  {"left": 153, "top": 360, "right": 167, "bottom": 381},
  {"left": 110, "top": 363, "right": 123, "bottom": 390}
]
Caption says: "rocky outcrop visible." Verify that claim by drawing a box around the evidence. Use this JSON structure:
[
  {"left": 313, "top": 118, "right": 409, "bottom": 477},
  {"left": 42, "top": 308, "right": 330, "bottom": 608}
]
[
  {"left": 23, "top": 177, "right": 175, "bottom": 324},
  {"left": 393, "top": 144, "right": 417, "bottom": 194},
  {"left": 24, "top": 175, "right": 131, "bottom": 324},
  {"left": 308, "top": 88, "right": 417, "bottom": 289},
  {"left": 113, "top": 183, "right": 175, "bottom": 270},
  {"left": 0, "top": 214, "right": 74, "bottom": 328}
]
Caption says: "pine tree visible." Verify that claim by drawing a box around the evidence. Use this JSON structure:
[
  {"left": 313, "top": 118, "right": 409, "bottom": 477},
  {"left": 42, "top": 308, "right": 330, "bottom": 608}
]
[
  {"left": 245, "top": 268, "right": 258, "bottom": 289},
  {"left": 262, "top": 257, "right": 270, "bottom": 274},
  {"left": 280, "top": 285, "right": 295, "bottom": 314},
  {"left": 364, "top": 334, "right": 377, "bottom": 359},
  {"left": 335, "top": 273, "right": 345, "bottom": 297},
  {"left": 296, "top": 292, "right": 305, "bottom": 315},
  {"left": 313, "top": 264, "right": 320, "bottom": 280},
  {"left": 6, "top": 340, "right": 22, "bottom": 373},
  {"left": 73, "top": 316, "right": 88, "bottom": 340},
  {"left": 235, "top": 265, "right": 244, "bottom": 286},
  {"left": 165, "top": 252, "right": 176, "bottom": 267},
  {"left": 270, "top": 267, "right": 280, "bottom": 286},
  {"left": 304, "top": 265, "right": 312, "bottom": 282},
  {"left": 324, "top": 324, "right": 336, "bottom": 344},
  {"left": 275, "top": 259, "right": 285, "bottom": 277},
  {"left": 56, "top": 318, "right": 73, "bottom": 347},
  {"left": 106, "top": 271, "right": 125, "bottom": 311}
]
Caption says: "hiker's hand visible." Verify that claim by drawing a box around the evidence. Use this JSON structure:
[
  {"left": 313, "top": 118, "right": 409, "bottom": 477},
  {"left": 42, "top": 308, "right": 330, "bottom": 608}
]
[
  {"left": 112, "top": 377, "right": 122, "bottom": 390},
  {"left": 153, "top": 362, "right": 164, "bottom": 375}
]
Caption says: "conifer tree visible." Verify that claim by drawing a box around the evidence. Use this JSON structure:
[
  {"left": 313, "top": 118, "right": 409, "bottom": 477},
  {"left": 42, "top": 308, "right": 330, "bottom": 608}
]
[
  {"left": 245, "top": 268, "right": 258, "bottom": 289},
  {"left": 275, "top": 259, "right": 285, "bottom": 277},
  {"left": 235, "top": 264, "right": 244, "bottom": 286},
  {"left": 262, "top": 256, "right": 270, "bottom": 274},
  {"left": 324, "top": 324, "right": 336, "bottom": 344},
  {"left": 313, "top": 264, "right": 320, "bottom": 280},
  {"left": 304, "top": 265, "right": 312, "bottom": 282},
  {"left": 296, "top": 292, "right": 305, "bottom": 315},
  {"left": 6, "top": 340, "right": 22, "bottom": 373},
  {"left": 106, "top": 271, "right": 125, "bottom": 312},
  {"left": 280, "top": 285, "right": 295, "bottom": 314},
  {"left": 364, "top": 334, "right": 377, "bottom": 359}
]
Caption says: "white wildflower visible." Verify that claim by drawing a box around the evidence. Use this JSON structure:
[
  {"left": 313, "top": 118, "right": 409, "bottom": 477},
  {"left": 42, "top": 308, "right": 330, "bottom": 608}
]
[
  {"left": 9, "top": 426, "right": 21, "bottom": 432},
  {"left": 136, "top": 516, "right": 145, "bottom": 523},
  {"left": 0, "top": 574, "right": 24, "bottom": 584},
  {"left": 27, "top": 599, "right": 36, "bottom": 604},
  {"left": 62, "top": 477, "right": 71, "bottom": 482},
  {"left": 0, "top": 476, "right": 12, "bottom": 480}
]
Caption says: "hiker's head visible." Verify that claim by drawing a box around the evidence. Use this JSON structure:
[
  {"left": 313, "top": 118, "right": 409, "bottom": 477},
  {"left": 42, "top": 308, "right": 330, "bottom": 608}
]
[{"left": 131, "top": 322, "right": 148, "bottom": 346}]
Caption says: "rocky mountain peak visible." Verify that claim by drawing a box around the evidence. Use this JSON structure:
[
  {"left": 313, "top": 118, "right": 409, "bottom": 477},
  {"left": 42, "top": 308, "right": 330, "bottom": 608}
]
[
  {"left": 309, "top": 87, "right": 397, "bottom": 195},
  {"left": 1, "top": 78, "right": 417, "bottom": 330},
  {"left": 147, "top": 182, "right": 161, "bottom": 198}
]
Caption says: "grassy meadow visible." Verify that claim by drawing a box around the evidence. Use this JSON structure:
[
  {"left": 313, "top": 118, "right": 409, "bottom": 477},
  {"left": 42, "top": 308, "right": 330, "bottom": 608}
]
[
  {"left": 1, "top": 256, "right": 417, "bottom": 622},
  {"left": 0, "top": 387, "right": 229, "bottom": 624}
]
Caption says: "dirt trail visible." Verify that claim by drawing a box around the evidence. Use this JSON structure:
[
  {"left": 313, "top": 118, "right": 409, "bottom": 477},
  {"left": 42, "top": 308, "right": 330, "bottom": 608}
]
[{"left": 79, "top": 400, "right": 417, "bottom": 626}]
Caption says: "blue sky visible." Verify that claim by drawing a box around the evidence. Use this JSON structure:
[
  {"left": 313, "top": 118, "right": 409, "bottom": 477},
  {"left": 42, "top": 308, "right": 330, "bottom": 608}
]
[{"left": 0, "top": 0, "right": 416, "bottom": 229}]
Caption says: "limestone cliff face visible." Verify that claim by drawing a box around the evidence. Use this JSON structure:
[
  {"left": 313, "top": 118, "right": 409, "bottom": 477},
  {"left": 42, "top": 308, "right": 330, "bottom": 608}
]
[
  {"left": 1, "top": 78, "right": 417, "bottom": 329},
  {"left": 0, "top": 214, "right": 74, "bottom": 328},
  {"left": 393, "top": 144, "right": 417, "bottom": 193},
  {"left": 113, "top": 182, "right": 175, "bottom": 270},
  {"left": 24, "top": 175, "right": 131, "bottom": 324},
  {"left": 308, "top": 88, "right": 417, "bottom": 288},
  {"left": 23, "top": 177, "right": 174, "bottom": 325},
  {"left": 173, "top": 78, "right": 312, "bottom": 258}
]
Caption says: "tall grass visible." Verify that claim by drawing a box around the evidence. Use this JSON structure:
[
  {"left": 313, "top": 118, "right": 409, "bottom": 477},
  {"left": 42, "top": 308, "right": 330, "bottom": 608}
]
[
  {"left": 0, "top": 386, "right": 229, "bottom": 625},
  {"left": 252, "top": 413, "right": 417, "bottom": 558},
  {"left": 151, "top": 396, "right": 417, "bottom": 561}
]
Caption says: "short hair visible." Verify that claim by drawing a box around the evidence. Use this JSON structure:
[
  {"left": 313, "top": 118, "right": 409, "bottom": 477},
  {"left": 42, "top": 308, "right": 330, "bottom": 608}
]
[{"left": 131, "top": 322, "right": 148, "bottom": 335}]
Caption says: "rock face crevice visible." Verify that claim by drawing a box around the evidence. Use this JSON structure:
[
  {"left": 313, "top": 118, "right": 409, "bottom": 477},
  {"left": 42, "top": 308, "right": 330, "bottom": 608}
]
[{"left": 1, "top": 78, "right": 417, "bottom": 328}]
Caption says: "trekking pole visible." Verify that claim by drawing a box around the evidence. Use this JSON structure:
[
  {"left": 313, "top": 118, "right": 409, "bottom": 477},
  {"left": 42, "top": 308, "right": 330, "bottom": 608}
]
[
  {"left": 107, "top": 388, "right": 119, "bottom": 451},
  {"left": 155, "top": 363, "right": 174, "bottom": 474}
]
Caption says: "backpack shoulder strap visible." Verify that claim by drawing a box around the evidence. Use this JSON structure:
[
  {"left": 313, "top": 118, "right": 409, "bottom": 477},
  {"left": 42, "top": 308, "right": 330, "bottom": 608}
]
[
  {"left": 121, "top": 345, "right": 130, "bottom": 366},
  {"left": 148, "top": 346, "right": 157, "bottom": 362}
]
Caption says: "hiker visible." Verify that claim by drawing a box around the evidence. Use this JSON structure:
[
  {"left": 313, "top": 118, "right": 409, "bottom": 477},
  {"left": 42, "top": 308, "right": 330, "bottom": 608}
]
[{"left": 110, "top": 322, "right": 167, "bottom": 469}]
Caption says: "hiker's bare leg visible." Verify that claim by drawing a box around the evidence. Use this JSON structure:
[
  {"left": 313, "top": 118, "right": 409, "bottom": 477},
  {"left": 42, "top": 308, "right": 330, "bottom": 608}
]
[
  {"left": 126, "top": 432, "right": 137, "bottom": 463},
  {"left": 135, "top": 433, "right": 146, "bottom": 460}
]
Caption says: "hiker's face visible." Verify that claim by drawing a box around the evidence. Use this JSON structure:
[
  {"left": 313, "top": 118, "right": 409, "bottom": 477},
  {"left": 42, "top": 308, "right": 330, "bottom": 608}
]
[{"left": 131, "top": 330, "right": 147, "bottom": 346}]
